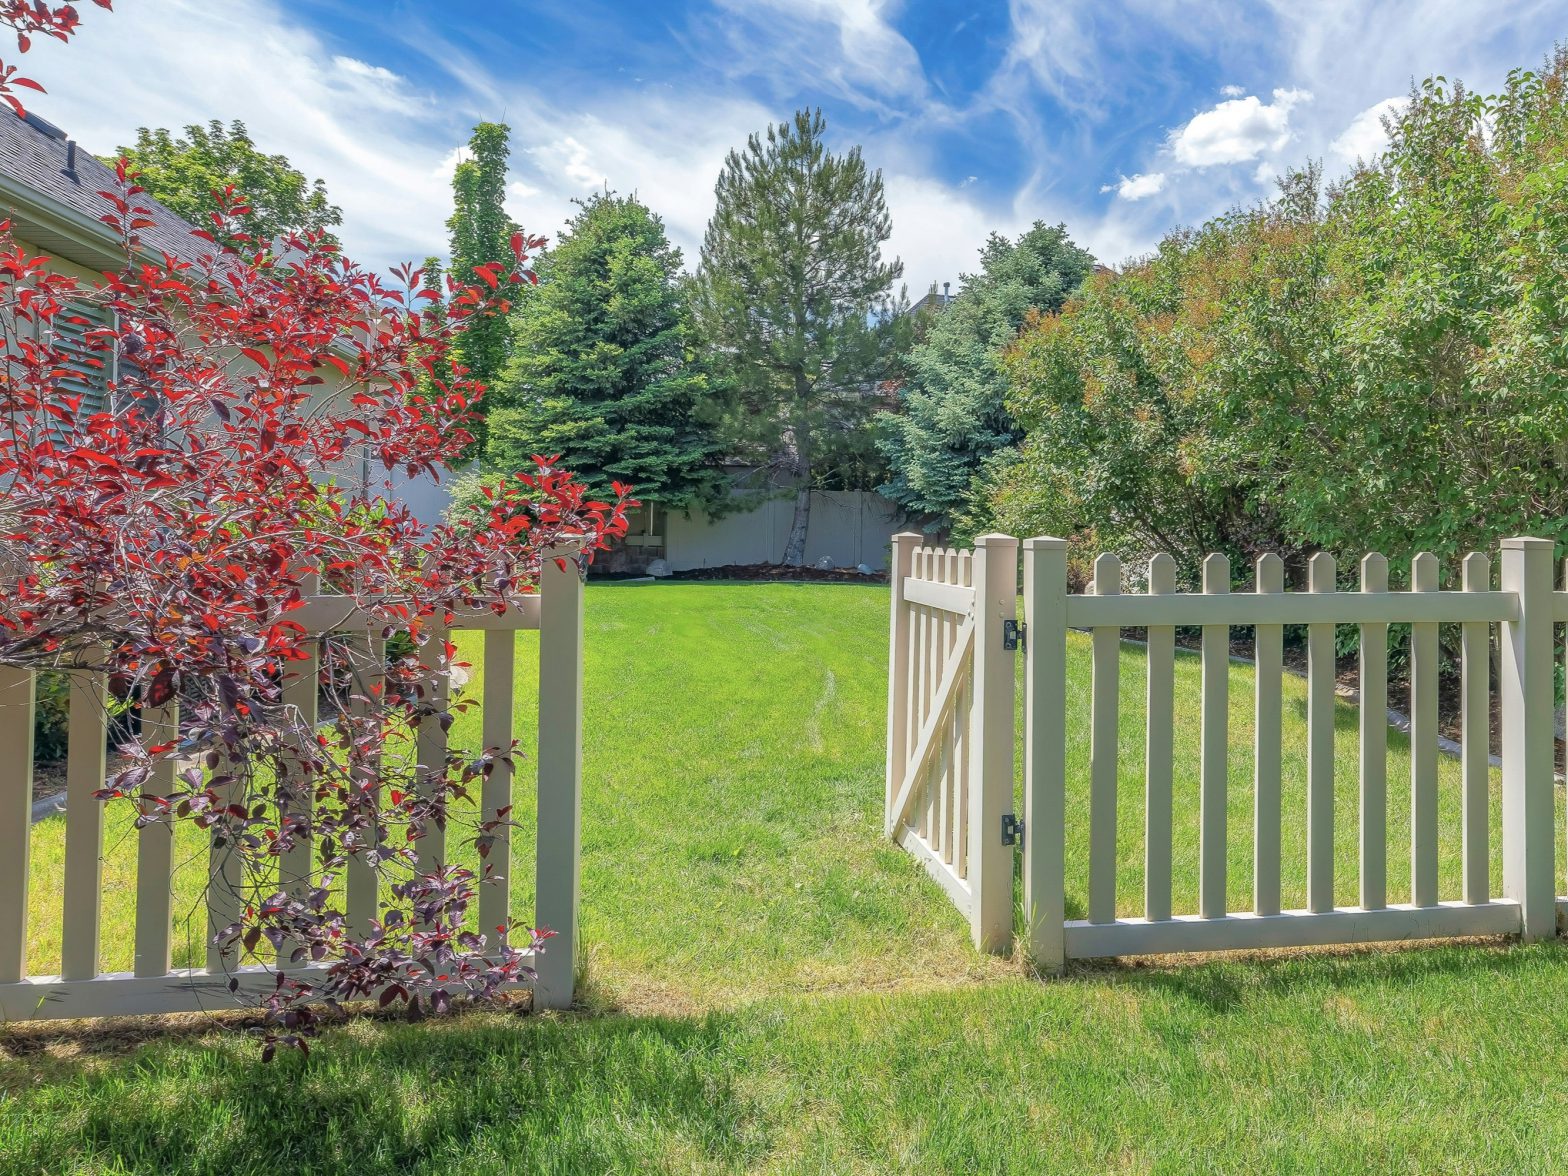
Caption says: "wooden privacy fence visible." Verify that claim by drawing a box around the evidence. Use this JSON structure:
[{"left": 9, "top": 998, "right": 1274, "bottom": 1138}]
[
  {"left": 0, "top": 554, "right": 585, "bottom": 1021},
  {"left": 887, "top": 532, "right": 1565, "bottom": 967}
]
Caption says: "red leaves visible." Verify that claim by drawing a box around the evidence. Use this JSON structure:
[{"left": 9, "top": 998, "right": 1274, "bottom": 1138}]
[{"left": 0, "top": 146, "right": 622, "bottom": 1058}]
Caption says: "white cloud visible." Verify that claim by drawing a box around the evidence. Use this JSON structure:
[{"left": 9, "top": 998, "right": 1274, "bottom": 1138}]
[
  {"left": 1102, "top": 172, "right": 1166, "bottom": 200},
  {"left": 1253, "top": 159, "right": 1278, "bottom": 184},
  {"left": 1170, "top": 87, "right": 1312, "bottom": 166},
  {"left": 22, "top": 0, "right": 453, "bottom": 267},
  {"left": 1221, "top": 84, "right": 1245, "bottom": 97},
  {"left": 1329, "top": 96, "right": 1406, "bottom": 164},
  {"left": 879, "top": 172, "right": 1017, "bottom": 295},
  {"left": 16, "top": 0, "right": 772, "bottom": 275},
  {"left": 705, "top": 0, "right": 926, "bottom": 110},
  {"left": 430, "top": 145, "right": 466, "bottom": 180}
]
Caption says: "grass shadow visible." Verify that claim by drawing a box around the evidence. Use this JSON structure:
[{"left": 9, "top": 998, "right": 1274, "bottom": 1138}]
[
  {"left": 1060, "top": 935, "right": 1563, "bottom": 1014},
  {"left": 1, "top": 1002, "right": 770, "bottom": 1175}
]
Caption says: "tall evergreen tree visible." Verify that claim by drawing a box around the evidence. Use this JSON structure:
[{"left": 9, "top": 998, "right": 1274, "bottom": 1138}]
[
  {"left": 485, "top": 192, "right": 722, "bottom": 509},
  {"left": 692, "top": 108, "right": 902, "bottom": 566},
  {"left": 447, "top": 122, "right": 519, "bottom": 452},
  {"left": 877, "top": 223, "right": 1095, "bottom": 530}
]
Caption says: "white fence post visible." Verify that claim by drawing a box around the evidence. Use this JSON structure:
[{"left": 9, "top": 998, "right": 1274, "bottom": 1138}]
[
  {"left": 1499, "top": 536, "right": 1555, "bottom": 940},
  {"left": 0, "top": 666, "right": 33, "bottom": 984},
  {"left": 535, "top": 544, "right": 586, "bottom": 1008},
  {"left": 885, "top": 532, "right": 919, "bottom": 831},
  {"left": 968, "top": 533, "right": 1017, "bottom": 953},
  {"left": 1023, "top": 537, "right": 1068, "bottom": 973}
]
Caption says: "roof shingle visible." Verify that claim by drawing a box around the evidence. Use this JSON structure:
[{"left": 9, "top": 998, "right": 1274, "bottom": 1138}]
[{"left": 0, "top": 109, "right": 211, "bottom": 267}]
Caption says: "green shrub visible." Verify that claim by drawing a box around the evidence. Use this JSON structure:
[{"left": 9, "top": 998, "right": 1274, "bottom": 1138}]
[
  {"left": 34, "top": 671, "right": 70, "bottom": 762},
  {"left": 996, "top": 48, "right": 1568, "bottom": 583}
]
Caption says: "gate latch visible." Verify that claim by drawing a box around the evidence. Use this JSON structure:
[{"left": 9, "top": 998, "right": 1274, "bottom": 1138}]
[
  {"left": 1001, "top": 813, "right": 1024, "bottom": 848},
  {"left": 1003, "top": 619, "right": 1026, "bottom": 652}
]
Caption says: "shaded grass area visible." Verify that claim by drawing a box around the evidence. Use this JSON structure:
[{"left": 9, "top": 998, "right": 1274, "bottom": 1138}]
[
  {"left": 8, "top": 583, "right": 1568, "bottom": 1172},
  {"left": 6, "top": 944, "right": 1568, "bottom": 1173}
]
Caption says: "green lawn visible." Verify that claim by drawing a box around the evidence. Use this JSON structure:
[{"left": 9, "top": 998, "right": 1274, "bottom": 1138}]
[{"left": 5, "top": 582, "right": 1568, "bottom": 1173}]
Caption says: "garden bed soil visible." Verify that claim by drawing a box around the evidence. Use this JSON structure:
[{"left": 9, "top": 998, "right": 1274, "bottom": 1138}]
[{"left": 669, "top": 563, "right": 887, "bottom": 584}]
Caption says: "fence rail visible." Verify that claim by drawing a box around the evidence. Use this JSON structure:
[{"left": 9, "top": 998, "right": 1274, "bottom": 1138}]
[
  {"left": 0, "top": 553, "right": 585, "bottom": 1022},
  {"left": 887, "top": 532, "right": 1566, "bottom": 968}
]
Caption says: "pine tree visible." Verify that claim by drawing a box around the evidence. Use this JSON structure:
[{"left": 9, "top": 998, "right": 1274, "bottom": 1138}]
[
  {"left": 485, "top": 192, "right": 722, "bottom": 509},
  {"left": 692, "top": 108, "right": 902, "bottom": 566},
  {"left": 877, "top": 223, "right": 1096, "bottom": 530},
  {"left": 447, "top": 122, "right": 519, "bottom": 452}
]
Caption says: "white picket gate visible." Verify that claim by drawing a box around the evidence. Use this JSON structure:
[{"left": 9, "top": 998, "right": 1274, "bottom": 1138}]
[
  {"left": 884, "top": 533, "right": 1017, "bottom": 951},
  {"left": 887, "top": 532, "right": 1565, "bottom": 966},
  {"left": 0, "top": 553, "right": 585, "bottom": 1021}
]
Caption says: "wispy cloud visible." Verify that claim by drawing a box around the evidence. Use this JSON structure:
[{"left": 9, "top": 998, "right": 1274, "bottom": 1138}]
[{"left": 16, "top": 0, "right": 1565, "bottom": 288}]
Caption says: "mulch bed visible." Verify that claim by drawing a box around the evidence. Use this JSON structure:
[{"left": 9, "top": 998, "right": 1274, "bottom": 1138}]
[{"left": 669, "top": 563, "right": 886, "bottom": 584}]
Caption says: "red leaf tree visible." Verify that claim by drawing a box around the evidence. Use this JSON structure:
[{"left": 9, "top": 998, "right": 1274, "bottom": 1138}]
[
  {"left": 0, "top": 165, "right": 632, "bottom": 1053},
  {"left": 0, "top": 1, "right": 113, "bottom": 116}
]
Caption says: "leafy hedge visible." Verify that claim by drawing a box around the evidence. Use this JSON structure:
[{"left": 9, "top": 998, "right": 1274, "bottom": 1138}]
[{"left": 995, "top": 49, "right": 1568, "bottom": 588}]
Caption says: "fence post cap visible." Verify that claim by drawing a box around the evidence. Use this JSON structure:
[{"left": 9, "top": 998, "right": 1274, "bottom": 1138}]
[
  {"left": 1023, "top": 536, "right": 1068, "bottom": 551},
  {"left": 1500, "top": 536, "right": 1555, "bottom": 551},
  {"left": 891, "top": 531, "right": 922, "bottom": 545},
  {"left": 972, "top": 533, "right": 1018, "bottom": 549}
]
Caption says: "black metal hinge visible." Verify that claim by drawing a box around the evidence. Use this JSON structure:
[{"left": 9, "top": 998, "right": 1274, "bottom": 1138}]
[
  {"left": 1003, "top": 619, "right": 1026, "bottom": 652},
  {"left": 1001, "top": 813, "right": 1024, "bottom": 848}
]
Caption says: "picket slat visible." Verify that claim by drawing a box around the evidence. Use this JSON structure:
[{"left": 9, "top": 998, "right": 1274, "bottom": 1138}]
[
  {"left": 346, "top": 633, "right": 385, "bottom": 938},
  {"left": 1199, "top": 554, "right": 1229, "bottom": 920},
  {"left": 1088, "top": 553, "right": 1121, "bottom": 925},
  {"left": 207, "top": 757, "right": 243, "bottom": 974},
  {"left": 0, "top": 667, "right": 34, "bottom": 984},
  {"left": 417, "top": 623, "right": 450, "bottom": 874},
  {"left": 1359, "top": 554, "right": 1389, "bottom": 912},
  {"left": 954, "top": 551, "right": 972, "bottom": 878},
  {"left": 885, "top": 534, "right": 917, "bottom": 821},
  {"left": 1023, "top": 537, "right": 1068, "bottom": 973},
  {"left": 279, "top": 603, "right": 319, "bottom": 966},
  {"left": 135, "top": 702, "right": 177, "bottom": 978},
  {"left": 479, "top": 628, "right": 516, "bottom": 950},
  {"left": 1410, "top": 552, "right": 1440, "bottom": 907},
  {"left": 1253, "top": 554, "right": 1285, "bottom": 917},
  {"left": 914, "top": 550, "right": 931, "bottom": 839},
  {"left": 1306, "top": 553, "right": 1336, "bottom": 914},
  {"left": 924, "top": 549, "right": 941, "bottom": 840},
  {"left": 1461, "top": 553, "right": 1490, "bottom": 905},
  {"left": 1144, "top": 554, "right": 1176, "bottom": 922},
  {"left": 61, "top": 663, "right": 108, "bottom": 980},
  {"left": 939, "top": 549, "right": 959, "bottom": 863}
]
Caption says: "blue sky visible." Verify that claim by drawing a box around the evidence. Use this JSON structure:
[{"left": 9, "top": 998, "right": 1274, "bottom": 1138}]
[{"left": 19, "top": 1, "right": 1567, "bottom": 296}]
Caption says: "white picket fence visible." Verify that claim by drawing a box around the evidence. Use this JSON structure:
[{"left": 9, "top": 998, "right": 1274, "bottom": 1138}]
[
  {"left": 0, "top": 554, "right": 585, "bottom": 1021},
  {"left": 887, "top": 532, "right": 1565, "bottom": 966}
]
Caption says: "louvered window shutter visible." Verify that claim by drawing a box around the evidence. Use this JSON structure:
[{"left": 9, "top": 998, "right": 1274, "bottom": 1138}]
[{"left": 51, "top": 300, "right": 115, "bottom": 426}]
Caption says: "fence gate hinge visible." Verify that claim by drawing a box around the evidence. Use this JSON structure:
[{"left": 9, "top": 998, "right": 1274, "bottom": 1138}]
[
  {"left": 1003, "top": 619, "right": 1026, "bottom": 653},
  {"left": 1001, "top": 813, "right": 1023, "bottom": 849}
]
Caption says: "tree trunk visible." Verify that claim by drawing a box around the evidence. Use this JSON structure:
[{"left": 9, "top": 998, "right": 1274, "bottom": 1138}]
[
  {"left": 782, "top": 480, "right": 811, "bottom": 566},
  {"left": 781, "top": 410, "right": 812, "bottom": 566}
]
